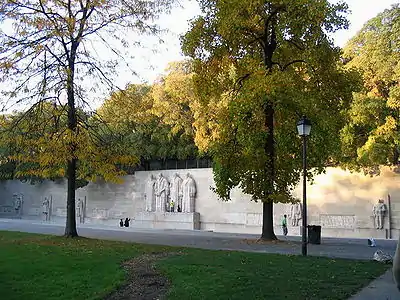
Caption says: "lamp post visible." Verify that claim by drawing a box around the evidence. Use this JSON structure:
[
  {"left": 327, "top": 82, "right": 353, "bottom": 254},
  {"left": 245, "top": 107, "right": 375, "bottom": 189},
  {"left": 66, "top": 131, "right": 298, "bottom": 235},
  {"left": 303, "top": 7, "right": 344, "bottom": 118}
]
[{"left": 297, "top": 116, "right": 311, "bottom": 256}]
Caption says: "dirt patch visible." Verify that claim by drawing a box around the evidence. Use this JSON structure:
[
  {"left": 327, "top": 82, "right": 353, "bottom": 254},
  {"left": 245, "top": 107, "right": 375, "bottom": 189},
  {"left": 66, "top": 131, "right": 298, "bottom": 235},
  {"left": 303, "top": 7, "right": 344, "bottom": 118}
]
[{"left": 104, "top": 252, "right": 179, "bottom": 300}]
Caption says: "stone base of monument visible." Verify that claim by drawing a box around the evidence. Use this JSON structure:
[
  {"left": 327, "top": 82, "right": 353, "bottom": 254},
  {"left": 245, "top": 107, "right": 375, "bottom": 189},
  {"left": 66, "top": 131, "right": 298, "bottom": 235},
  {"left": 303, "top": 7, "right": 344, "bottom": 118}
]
[{"left": 133, "top": 212, "right": 200, "bottom": 230}]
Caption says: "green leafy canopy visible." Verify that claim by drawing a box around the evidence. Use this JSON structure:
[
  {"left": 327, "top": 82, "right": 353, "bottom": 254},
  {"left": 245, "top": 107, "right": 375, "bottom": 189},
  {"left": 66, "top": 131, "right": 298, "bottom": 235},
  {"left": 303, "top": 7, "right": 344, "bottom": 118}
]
[
  {"left": 182, "top": 0, "right": 361, "bottom": 202},
  {"left": 341, "top": 4, "right": 400, "bottom": 174}
]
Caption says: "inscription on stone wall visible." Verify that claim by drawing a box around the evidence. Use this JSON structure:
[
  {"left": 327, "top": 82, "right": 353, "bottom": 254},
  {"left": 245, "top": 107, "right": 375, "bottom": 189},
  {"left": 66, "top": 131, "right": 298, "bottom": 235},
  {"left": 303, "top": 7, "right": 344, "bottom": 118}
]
[
  {"left": 27, "top": 207, "right": 40, "bottom": 216},
  {"left": 108, "top": 210, "right": 124, "bottom": 219},
  {"left": 246, "top": 213, "right": 262, "bottom": 226},
  {"left": 56, "top": 207, "right": 67, "bottom": 217},
  {"left": 92, "top": 208, "right": 108, "bottom": 219},
  {"left": 0, "top": 206, "right": 13, "bottom": 214},
  {"left": 320, "top": 214, "right": 355, "bottom": 229}
]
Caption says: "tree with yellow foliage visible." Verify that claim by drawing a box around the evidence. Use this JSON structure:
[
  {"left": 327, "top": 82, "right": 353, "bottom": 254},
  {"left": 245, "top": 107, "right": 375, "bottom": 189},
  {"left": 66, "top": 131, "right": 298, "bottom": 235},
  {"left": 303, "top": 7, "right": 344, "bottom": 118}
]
[
  {"left": 0, "top": 0, "right": 175, "bottom": 237},
  {"left": 99, "top": 75, "right": 198, "bottom": 162},
  {"left": 0, "top": 102, "right": 138, "bottom": 197},
  {"left": 151, "top": 61, "right": 196, "bottom": 137}
]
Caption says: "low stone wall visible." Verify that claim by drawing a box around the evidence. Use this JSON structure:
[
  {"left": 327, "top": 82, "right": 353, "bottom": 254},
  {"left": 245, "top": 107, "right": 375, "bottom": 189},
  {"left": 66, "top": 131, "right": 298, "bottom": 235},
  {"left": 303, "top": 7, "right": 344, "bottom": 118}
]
[{"left": 0, "top": 167, "right": 399, "bottom": 239}]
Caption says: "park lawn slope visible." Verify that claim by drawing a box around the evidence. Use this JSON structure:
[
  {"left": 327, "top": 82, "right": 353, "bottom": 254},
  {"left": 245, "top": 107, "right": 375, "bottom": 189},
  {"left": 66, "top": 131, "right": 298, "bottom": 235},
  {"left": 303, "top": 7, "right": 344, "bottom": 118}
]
[
  {"left": 0, "top": 231, "right": 173, "bottom": 300},
  {"left": 158, "top": 248, "right": 390, "bottom": 300},
  {"left": 0, "top": 231, "right": 390, "bottom": 300}
]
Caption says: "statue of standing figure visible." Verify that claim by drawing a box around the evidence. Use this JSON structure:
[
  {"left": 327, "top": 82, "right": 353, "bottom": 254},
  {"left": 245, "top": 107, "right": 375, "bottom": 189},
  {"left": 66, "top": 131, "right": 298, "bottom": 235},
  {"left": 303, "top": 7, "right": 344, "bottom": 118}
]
[
  {"left": 373, "top": 199, "right": 387, "bottom": 229},
  {"left": 76, "top": 198, "right": 85, "bottom": 223},
  {"left": 182, "top": 173, "right": 196, "bottom": 213},
  {"left": 290, "top": 202, "right": 302, "bottom": 226},
  {"left": 13, "top": 194, "right": 23, "bottom": 217},
  {"left": 76, "top": 198, "right": 82, "bottom": 217},
  {"left": 145, "top": 174, "right": 156, "bottom": 212},
  {"left": 155, "top": 173, "right": 169, "bottom": 212},
  {"left": 42, "top": 197, "right": 50, "bottom": 221},
  {"left": 170, "top": 173, "right": 183, "bottom": 212}
]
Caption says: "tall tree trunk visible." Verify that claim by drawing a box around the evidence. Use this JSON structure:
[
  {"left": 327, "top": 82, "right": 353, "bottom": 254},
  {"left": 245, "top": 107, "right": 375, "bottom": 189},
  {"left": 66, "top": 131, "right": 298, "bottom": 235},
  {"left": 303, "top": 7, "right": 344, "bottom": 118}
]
[
  {"left": 261, "top": 201, "right": 277, "bottom": 240},
  {"left": 64, "top": 52, "right": 78, "bottom": 237},
  {"left": 260, "top": 9, "right": 278, "bottom": 240},
  {"left": 393, "top": 147, "right": 399, "bottom": 165},
  {"left": 65, "top": 157, "right": 78, "bottom": 237},
  {"left": 261, "top": 101, "right": 277, "bottom": 240}
]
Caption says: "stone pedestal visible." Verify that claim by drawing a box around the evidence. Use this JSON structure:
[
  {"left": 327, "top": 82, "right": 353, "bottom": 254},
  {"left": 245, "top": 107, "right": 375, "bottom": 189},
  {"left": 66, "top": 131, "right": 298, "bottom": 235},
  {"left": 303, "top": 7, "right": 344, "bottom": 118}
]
[{"left": 134, "top": 212, "right": 200, "bottom": 230}]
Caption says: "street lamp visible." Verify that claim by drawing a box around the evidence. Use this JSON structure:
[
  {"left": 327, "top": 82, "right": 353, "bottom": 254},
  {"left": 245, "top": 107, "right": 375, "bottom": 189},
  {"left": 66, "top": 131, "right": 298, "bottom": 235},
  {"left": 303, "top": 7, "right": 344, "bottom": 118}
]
[{"left": 297, "top": 116, "right": 311, "bottom": 256}]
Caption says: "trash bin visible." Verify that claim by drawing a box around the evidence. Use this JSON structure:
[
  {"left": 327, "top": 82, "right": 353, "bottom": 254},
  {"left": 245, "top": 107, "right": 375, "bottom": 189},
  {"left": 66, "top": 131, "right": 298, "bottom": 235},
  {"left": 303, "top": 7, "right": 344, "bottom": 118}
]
[{"left": 307, "top": 225, "right": 321, "bottom": 244}]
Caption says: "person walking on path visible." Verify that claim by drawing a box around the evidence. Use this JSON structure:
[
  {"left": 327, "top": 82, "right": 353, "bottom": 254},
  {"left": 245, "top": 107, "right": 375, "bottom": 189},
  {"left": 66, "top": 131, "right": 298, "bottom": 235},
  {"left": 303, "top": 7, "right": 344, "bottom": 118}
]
[{"left": 282, "top": 214, "right": 288, "bottom": 236}]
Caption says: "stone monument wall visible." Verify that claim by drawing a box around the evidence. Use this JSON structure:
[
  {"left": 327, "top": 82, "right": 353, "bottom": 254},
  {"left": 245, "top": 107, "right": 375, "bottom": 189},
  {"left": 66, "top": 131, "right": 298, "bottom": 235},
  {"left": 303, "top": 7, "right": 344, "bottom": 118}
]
[{"left": 1, "top": 167, "right": 400, "bottom": 239}]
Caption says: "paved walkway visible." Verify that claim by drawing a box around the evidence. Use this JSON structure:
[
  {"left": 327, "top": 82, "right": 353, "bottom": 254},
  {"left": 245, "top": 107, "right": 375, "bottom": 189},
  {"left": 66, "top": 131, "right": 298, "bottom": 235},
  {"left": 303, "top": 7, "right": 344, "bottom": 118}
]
[
  {"left": 350, "top": 269, "right": 399, "bottom": 300},
  {"left": 0, "top": 218, "right": 399, "bottom": 299}
]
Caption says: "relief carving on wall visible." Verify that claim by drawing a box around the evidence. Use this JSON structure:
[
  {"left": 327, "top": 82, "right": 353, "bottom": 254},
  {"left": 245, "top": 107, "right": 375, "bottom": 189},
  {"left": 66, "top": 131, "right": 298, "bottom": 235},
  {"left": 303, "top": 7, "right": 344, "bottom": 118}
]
[
  {"left": 170, "top": 173, "right": 183, "bottom": 212},
  {"left": 76, "top": 197, "right": 86, "bottom": 224},
  {"left": 13, "top": 193, "right": 23, "bottom": 217},
  {"left": 145, "top": 175, "right": 156, "bottom": 212},
  {"left": 182, "top": 173, "right": 196, "bottom": 213},
  {"left": 289, "top": 203, "right": 302, "bottom": 226},
  {"left": 42, "top": 196, "right": 52, "bottom": 221},
  {"left": 145, "top": 172, "right": 197, "bottom": 213},
  {"left": 372, "top": 199, "right": 387, "bottom": 230},
  {"left": 319, "top": 214, "right": 356, "bottom": 229},
  {"left": 155, "top": 173, "right": 169, "bottom": 212}
]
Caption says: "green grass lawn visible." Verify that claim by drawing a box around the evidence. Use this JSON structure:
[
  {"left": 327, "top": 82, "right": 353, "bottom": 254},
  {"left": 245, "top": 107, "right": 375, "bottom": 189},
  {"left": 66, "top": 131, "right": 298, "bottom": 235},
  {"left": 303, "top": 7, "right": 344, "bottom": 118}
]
[{"left": 0, "top": 231, "right": 390, "bottom": 300}]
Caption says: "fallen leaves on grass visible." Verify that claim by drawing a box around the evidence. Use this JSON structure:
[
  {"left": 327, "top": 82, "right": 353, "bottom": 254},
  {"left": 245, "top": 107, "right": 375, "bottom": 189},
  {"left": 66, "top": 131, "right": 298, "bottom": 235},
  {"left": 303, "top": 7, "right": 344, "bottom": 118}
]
[{"left": 241, "top": 238, "right": 296, "bottom": 245}]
